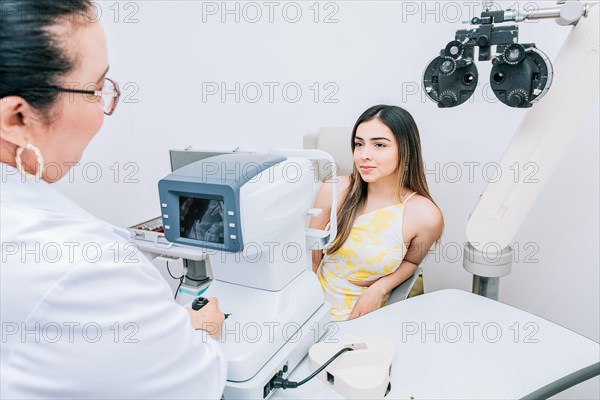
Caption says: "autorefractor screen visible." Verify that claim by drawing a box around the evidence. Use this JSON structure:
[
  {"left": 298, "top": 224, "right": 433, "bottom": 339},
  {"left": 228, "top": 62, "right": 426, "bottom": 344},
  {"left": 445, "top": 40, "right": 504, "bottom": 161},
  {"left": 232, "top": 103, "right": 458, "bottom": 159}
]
[{"left": 179, "top": 196, "right": 225, "bottom": 244}]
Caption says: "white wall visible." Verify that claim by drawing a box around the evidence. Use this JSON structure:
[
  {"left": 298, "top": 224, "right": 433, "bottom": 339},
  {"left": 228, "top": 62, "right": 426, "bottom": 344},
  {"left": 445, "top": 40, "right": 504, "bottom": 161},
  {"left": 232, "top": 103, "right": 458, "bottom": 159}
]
[{"left": 55, "top": 1, "right": 599, "bottom": 396}]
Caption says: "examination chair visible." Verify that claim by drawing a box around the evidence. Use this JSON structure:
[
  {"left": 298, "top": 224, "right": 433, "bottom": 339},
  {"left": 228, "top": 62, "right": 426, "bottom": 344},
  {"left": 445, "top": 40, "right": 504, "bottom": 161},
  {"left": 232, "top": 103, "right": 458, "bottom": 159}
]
[{"left": 304, "top": 127, "right": 423, "bottom": 304}]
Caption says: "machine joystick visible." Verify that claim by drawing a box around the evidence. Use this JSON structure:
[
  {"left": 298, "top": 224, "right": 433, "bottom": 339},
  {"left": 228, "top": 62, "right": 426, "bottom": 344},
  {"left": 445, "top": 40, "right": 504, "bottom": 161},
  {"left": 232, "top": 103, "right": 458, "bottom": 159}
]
[{"left": 192, "top": 296, "right": 210, "bottom": 310}]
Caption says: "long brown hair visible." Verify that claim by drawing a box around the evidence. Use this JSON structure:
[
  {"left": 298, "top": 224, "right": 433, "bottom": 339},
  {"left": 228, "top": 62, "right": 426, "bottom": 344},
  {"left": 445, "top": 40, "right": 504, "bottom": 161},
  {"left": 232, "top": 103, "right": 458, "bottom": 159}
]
[{"left": 325, "top": 105, "right": 439, "bottom": 255}]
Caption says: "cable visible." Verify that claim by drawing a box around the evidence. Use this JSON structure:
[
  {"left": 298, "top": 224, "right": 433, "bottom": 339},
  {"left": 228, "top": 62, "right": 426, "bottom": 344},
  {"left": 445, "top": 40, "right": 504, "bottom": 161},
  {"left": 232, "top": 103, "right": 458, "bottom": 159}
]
[
  {"left": 166, "top": 261, "right": 210, "bottom": 300},
  {"left": 272, "top": 347, "right": 354, "bottom": 390},
  {"left": 183, "top": 275, "right": 210, "bottom": 283},
  {"left": 166, "top": 261, "right": 184, "bottom": 300},
  {"left": 174, "top": 277, "right": 184, "bottom": 300},
  {"left": 166, "top": 260, "right": 182, "bottom": 280}
]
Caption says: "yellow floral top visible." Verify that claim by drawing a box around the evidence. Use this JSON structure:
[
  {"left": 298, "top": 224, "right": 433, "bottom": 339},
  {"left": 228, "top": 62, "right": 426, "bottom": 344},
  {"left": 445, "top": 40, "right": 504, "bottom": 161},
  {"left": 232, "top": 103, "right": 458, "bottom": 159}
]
[{"left": 317, "top": 192, "right": 416, "bottom": 321}]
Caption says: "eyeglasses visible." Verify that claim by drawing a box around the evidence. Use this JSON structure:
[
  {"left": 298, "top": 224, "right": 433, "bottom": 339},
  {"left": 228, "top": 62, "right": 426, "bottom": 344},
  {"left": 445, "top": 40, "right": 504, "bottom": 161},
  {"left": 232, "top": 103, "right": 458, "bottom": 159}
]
[{"left": 36, "top": 78, "right": 121, "bottom": 115}]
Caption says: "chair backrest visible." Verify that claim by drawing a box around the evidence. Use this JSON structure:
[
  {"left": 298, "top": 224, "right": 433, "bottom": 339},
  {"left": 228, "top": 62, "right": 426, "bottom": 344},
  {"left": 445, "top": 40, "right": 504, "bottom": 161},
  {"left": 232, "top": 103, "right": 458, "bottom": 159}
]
[{"left": 303, "top": 127, "right": 353, "bottom": 181}]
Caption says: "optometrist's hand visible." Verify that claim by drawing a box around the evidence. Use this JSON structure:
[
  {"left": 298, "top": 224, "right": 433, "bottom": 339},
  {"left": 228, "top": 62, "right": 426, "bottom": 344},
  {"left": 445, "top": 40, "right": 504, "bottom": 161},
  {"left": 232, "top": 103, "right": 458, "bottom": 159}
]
[
  {"left": 187, "top": 297, "right": 225, "bottom": 338},
  {"left": 348, "top": 285, "right": 386, "bottom": 320}
]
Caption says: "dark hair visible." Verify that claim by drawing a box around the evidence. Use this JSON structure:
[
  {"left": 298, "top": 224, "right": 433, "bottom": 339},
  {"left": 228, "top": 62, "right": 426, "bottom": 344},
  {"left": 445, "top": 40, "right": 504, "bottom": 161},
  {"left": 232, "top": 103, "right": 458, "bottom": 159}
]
[
  {"left": 0, "top": 0, "right": 93, "bottom": 116},
  {"left": 326, "top": 104, "right": 441, "bottom": 255}
]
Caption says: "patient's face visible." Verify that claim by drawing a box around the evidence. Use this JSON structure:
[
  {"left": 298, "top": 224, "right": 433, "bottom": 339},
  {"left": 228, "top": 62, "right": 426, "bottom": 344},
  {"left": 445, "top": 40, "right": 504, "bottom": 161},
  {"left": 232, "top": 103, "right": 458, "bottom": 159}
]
[{"left": 353, "top": 118, "right": 399, "bottom": 184}]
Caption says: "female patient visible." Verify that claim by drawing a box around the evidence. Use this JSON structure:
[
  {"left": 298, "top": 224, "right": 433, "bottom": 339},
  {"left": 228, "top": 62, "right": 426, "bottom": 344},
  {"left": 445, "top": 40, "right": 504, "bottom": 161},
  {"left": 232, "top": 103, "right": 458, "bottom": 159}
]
[{"left": 310, "top": 105, "right": 443, "bottom": 321}]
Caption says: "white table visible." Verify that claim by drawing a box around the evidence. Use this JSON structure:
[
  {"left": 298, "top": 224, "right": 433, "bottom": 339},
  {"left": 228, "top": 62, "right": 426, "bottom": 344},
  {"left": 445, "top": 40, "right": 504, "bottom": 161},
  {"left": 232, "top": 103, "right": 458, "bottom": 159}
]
[{"left": 273, "top": 289, "right": 600, "bottom": 399}]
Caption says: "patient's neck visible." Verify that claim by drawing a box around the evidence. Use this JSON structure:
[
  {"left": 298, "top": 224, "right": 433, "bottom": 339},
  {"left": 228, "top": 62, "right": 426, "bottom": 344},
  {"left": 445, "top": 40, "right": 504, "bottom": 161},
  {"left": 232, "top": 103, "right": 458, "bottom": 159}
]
[{"left": 367, "top": 179, "right": 402, "bottom": 203}]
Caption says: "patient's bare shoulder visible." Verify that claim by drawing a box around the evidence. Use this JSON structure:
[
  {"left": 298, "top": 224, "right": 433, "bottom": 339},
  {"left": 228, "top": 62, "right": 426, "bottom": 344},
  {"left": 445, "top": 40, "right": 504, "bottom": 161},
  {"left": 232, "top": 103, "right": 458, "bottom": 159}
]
[{"left": 403, "top": 194, "right": 443, "bottom": 242}]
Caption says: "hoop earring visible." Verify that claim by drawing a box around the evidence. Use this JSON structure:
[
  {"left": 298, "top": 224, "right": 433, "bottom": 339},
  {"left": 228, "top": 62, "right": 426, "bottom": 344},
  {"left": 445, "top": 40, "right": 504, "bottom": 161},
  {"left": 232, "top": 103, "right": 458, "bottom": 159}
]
[{"left": 15, "top": 142, "right": 45, "bottom": 181}]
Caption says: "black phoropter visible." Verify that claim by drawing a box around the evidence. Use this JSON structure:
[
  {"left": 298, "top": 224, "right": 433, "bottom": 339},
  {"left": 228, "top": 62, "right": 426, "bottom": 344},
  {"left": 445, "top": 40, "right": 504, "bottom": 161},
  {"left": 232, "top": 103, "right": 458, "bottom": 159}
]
[{"left": 420, "top": 1, "right": 592, "bottom": 108}]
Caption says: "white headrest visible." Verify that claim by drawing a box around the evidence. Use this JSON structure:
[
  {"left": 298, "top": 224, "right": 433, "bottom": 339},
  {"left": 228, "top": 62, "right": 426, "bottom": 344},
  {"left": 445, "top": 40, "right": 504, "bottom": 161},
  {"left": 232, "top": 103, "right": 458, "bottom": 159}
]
[{"left": 304, "top": 127, "right": 353, "bottom": 180}]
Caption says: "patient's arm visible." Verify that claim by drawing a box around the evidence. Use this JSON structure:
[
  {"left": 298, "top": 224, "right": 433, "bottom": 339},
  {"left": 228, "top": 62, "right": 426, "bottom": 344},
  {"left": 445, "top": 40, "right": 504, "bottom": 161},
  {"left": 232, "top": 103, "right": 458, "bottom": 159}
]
[
  {"left": 309, "top": 181, "right": 334, "bottom": 272},
  {"left": 308, "top": 177, "right": 350, "bottom": 272},
  {"left": 347, "top": 259, "right": 418, "bottom": 320},
  {"left": 400, "top": 196, "right": 444, "bottom": 271},
  {"left": 348, "top": 197, "right": 443, "bottom": 319}
]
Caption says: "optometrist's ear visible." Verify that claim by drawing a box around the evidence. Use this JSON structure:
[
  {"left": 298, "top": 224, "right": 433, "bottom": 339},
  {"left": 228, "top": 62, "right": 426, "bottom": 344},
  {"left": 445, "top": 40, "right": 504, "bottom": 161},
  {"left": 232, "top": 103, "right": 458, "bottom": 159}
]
[{"left": 0, "top": 96, "right": 43, "bottom": 147}]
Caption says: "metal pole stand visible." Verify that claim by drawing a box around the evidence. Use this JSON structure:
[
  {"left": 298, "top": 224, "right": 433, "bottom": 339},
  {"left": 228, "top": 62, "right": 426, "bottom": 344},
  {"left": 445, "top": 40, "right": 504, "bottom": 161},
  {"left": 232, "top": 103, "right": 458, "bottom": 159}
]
[
  {"left": 463, "top": 243, "right": 513, "bottom": 300},
  {"left": 183, "top": 258, "right": 209, "bottom": 287}
]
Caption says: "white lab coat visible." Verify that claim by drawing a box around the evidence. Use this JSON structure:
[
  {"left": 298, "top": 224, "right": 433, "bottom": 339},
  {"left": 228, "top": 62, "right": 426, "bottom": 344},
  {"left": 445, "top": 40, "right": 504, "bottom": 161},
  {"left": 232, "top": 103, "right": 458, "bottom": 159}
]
[{"left": 0, "top": 164, "right": 227, "bottom": 399}]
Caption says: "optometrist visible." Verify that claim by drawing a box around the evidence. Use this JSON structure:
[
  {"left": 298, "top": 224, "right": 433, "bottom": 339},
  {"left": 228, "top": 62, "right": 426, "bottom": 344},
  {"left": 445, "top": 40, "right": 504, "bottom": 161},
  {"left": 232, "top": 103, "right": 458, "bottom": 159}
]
[{"left": 0, "top": 1, "right": 226, "bottom": 398}]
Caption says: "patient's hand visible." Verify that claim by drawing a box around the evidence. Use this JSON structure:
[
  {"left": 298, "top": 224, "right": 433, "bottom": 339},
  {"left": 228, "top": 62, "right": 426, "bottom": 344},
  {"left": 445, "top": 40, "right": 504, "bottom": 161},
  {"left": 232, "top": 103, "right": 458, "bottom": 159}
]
[
  {"left": 187, "top": 297, "right": 225, "bottom": 338},
  {"left": 348, "top": 284, "right": 386, "bottom": 320}
]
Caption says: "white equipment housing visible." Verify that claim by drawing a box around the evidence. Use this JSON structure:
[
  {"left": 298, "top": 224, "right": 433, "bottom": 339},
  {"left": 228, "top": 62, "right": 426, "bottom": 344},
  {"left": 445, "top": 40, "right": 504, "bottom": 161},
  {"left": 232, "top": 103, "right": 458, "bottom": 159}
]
[
  {"left": 146, "top": 150, "right": 338, "bottom": 399},
  {"left": 308, "top": 335, "right": 396, "bottom": 400},
  {"left": 464, "top": 3, "right": 599, "bottom": 299}
]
